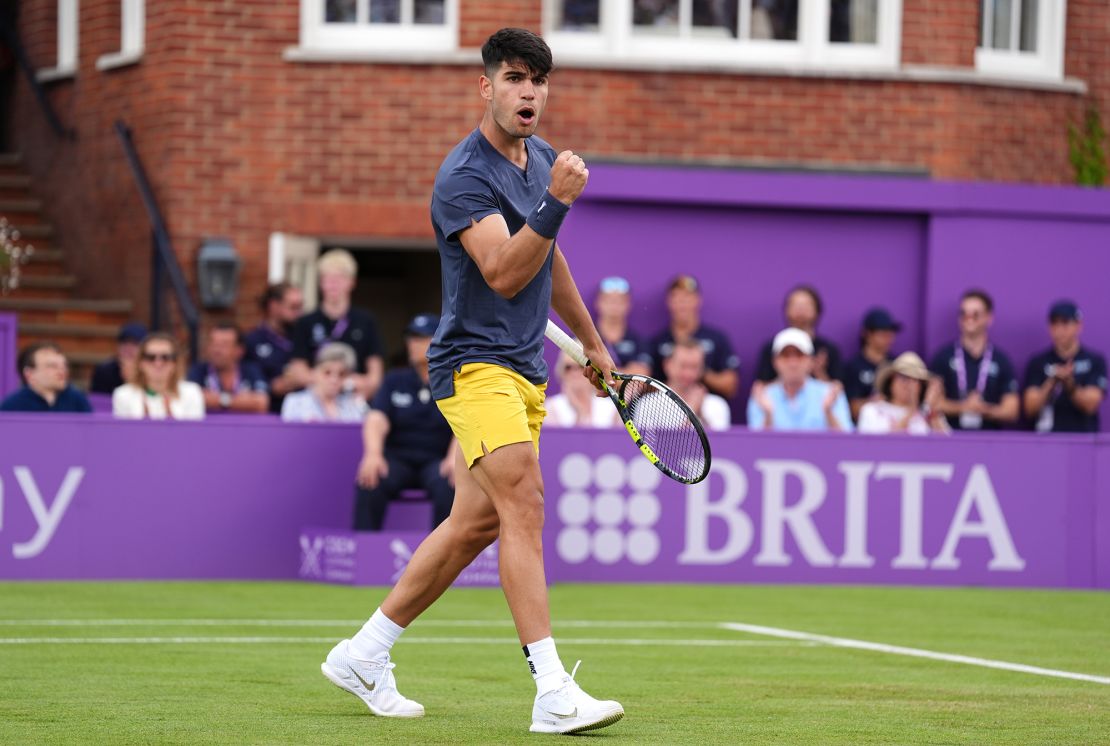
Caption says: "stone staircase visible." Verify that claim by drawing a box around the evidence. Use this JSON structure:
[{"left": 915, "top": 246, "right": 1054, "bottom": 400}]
[{"left": 0, "top": 153, "right": 135, "bottom": 389}]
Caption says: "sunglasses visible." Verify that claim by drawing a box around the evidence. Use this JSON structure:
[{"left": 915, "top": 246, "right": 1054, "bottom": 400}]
[
  {"left": 142, "top": 352, "right": 176, "bottom": 363},
  {"left": 599, "top": 276, "right": 630, "bottom": 294}
]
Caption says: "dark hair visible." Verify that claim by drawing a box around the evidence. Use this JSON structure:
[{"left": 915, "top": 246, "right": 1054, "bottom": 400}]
[
  {"left": 880, "top": 370, "right": 926, "bottom": 404},
  {"left": 259, "top": 281, "right": 295, "bottom": 313},
  {"left": 17, "top": 342, "right": 61, "bottom": 384},
  {"left": 210, "top": 320, "right": 245, "bottom": 348},
  {"left": 481, "top": 28, "right": 553, "bottom": 78},
  {"left": 961, "top": 288, "right": 994, "bottom": 313},
  {"left": 784, "top": 284, "right": 824, "bottom": 319}
]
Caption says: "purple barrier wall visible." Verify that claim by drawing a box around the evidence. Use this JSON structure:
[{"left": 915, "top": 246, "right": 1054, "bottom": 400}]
[{"left": 0, "top": 313, "right": 17, "bottom": 399}]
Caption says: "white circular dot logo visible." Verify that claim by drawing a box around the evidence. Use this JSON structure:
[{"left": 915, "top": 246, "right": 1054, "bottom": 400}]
[{"left": 558, "top": 453, "right": 593, "bottom": 490}]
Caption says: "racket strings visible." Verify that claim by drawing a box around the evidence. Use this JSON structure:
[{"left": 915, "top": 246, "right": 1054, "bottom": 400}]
[{"left": 620, "top": 379, "right": 708, "bottom": 482}]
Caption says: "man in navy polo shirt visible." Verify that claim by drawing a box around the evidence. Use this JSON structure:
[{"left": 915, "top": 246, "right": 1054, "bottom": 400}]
[
  {"left": 245, "top": 282, "right": 304, "bottom": 413},
  {"left": 929, "top": 289, "right": 1019, "bottom": 431},
  {"left": 187, "top": 322, "right": 270, "bottom": 414},
  {"left": 648, "top": 274, "right": 739, "bottom": 399},
  {"left": 355, "top": 313, "right": 456, "bottom": 531},
  {"left": 1023, "top": 300, "right": 1107, "bottom": 433},
  {"left": 594, "top": 275, "right": 651, "bottom": 376},
  {"left": 1, "top": 342, "right": 92, "bottom": 413},
  {"left": 841, "top": 307, "right": 901, "bottom": 421}
]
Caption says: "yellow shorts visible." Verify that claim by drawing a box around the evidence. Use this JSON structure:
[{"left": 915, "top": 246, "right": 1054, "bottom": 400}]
[{"left": 436, "top": 363, "right": 547, "bottom": 468}]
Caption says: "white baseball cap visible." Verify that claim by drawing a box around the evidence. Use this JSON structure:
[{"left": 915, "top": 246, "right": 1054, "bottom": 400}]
[{"left": 772, "top": 327, "right": 815, "bottom": 356}]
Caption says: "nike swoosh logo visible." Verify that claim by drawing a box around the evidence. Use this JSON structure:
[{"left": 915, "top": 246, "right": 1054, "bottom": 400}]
[
  {"left": 548, "top": 707, "right": 577, "bottom": 720},
  {"left": 538, "top": 201, "right": 547, "bottom": 212},
  {"left": 352, "top": 669, "right": 376, "bottom": 692}
]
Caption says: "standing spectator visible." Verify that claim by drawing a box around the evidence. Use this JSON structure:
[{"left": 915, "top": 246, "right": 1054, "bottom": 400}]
[
  {"left": 756, "top": 285, "right": 842, "bottom": 383},
  {"left": 112, "top": 333, "right": 205, "bottom": 420},
  {"left": 245, "top": 282, "right": 304, "bottom": 413},
  {"left": 89, "top": 322, "right": 147, "bottom": 394},
  {"left": 1022, "top": 300, "right": 1107, "bottom": 433},
  {"left": 1, "top": 342, "right": 92, "bottom": 413},
  {"left": 287, "top": 249, "right": 385, "bottom": 401},
  {"left": 355, "top": 314, "right": 457, "bottom": 531},
  {"left": 545, "top": 349, "right": 620, "bottom": 427},
  {"left": 842, "top": 307, "right": 901, "bottom": 421},
  {"left": 281, "top": 342, "right": 370, "bottom": 423},
  {"left": 594, "top": 275, "right": 651, "bottom": 376},
  {"left": 661, "top": 338, "right": 731, "bottom": 431},
  {"left": 648, "top": 274, "right": 739, "bottom": 399},
  {"left": 187, "top": 322, "right": 270, "bottom": 414},
  {"left": 858, "top": 352, "right": 949, "bottom": 435},
  {"left": 748, "top": 328, "right": 852, "bottom": 432},
  {"left": 929, "top": 289, "right": 1019, "bottom": 431}
]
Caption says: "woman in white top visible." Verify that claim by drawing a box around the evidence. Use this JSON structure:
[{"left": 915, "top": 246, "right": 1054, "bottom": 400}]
[
  {"left": 112, "top": 332, "right": 205, "bottom": 420},
  {"left": 858, "top": 352, "right": 949, "bottom": 435},
  {"left": 545, "top": 350, "right": 620, "bottom": 428},
  {"left": 281, "top": 342, "right": 369, "bottom": 423}
]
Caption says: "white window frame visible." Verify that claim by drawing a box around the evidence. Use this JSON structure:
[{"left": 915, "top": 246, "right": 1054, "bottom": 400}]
[
  {"left": 96, "top": 0, "right": 144, "bottom": 71},
  {"left": 544, "top": 0, "right": 902, "bottom": 72},
  {"left": 37, "top": 0, "right": 78, "bottom": 83},
  {"left": 975, "top": 0, "right": 1066, "bottom": 81},
  {"left": 299, "top": 0, "right": 458, "bottom": 55}
]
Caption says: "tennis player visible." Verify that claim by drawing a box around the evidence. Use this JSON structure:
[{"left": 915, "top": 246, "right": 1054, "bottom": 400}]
[{"left": 321, "top": 28, "right": 624, "bottom": 735}]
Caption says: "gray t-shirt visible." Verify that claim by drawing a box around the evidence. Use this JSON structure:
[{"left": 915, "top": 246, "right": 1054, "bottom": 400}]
[{"left": 428, "top": 128, "right": 559, "bottom": 399}]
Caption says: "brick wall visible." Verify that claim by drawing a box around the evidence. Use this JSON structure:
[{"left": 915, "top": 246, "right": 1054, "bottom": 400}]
[{"left": 6, "top": 0, "right": 1106, "bottom": 329}]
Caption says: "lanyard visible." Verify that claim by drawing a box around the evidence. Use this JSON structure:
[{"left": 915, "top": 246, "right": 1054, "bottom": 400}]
[
  {"left": 955, "top": 345, "right": 992, "bottom": 398},
  {"left": 329, "top": 315, "right": 350, "bottom": 341},
  {"left": 206, "top": 365, "right": 241, "bottom": 393},
  {"left": 263, "top": 324, "right": 293, "bottom": 352}
]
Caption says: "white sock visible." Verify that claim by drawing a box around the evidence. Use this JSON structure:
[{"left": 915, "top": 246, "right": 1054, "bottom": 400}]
[
  {"left": 349, "top": 607, "right": 404, "bottom": 661},
  {"left": 524, "top": 636, "right": 568, "bottom": 694}
]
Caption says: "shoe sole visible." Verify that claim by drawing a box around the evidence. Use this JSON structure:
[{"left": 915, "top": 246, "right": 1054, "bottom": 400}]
[
  {"left": 320, "top": 662, "right": 425, "bottom": 718},
  {"left": 529, "top": 708, "right": 625, "bottom": 735}
]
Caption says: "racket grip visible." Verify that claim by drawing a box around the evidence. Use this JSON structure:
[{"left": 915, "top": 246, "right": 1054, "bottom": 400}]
[{"left": 544, "top": 319, "right": 590, "bottom": 367}]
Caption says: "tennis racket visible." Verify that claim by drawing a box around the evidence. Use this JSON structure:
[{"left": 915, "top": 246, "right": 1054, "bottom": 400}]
[{"left": 545, "top": 319, "right": 712, "bottom": 484}]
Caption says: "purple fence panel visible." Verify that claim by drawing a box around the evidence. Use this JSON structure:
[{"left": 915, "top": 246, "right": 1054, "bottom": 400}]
[
  {"left": 1096, "top": 439, "right": 1110, "bottom": 589},
  {"left": 0, "top": 313, "right": 17, "bottom": 398}
]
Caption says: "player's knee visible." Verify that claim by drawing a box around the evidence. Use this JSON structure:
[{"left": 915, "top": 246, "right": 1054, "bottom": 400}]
[{"left": 457, "top": 517, "right": 500, "bottom": 552}]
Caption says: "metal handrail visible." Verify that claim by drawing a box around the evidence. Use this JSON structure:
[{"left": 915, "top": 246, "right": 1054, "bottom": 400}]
[
  {"left": 0, "top": 15, "right": 74, "bottom": 140},
  {"left": 114, "top": 120, "right": 199, "bottom": 362}
]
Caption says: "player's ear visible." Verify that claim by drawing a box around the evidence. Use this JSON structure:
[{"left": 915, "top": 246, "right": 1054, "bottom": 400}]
[{"left": 479, "top": 74, "right": 493, "bottom": 101}]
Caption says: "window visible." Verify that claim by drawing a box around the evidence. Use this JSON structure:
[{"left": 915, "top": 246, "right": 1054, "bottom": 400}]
[
  {"left": 37, "top": 0, "right": 78, "bottom": 82},
  {"left": 96, "top": 0, "right": 144, "bottom": 71},
  {"left": 975, "top": 0, "right": 1066, "bottom": 81},
  {"left": 300, "top": 0, "right": 457, "bottom": 54},
  {"left": 545, "top": 0, "right": 901, "bottom": 70}
]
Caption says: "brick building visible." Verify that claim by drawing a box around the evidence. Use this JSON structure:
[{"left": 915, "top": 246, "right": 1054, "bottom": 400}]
[{"left": 1, "top": 1, "right": 1107, "bottom": 361}]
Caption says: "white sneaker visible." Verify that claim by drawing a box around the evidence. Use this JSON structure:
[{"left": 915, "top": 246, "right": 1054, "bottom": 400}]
[
  {"left": 529, "top": 661, "right": 624, "bottom": 735},
  {"left": 320, "top": 639, "right": 425, "bottom": 718}
]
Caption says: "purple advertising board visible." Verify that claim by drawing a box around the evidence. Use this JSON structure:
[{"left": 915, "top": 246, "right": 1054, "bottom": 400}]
[{"left": 0, "top": 313, "right": 16, "bottom": 399}]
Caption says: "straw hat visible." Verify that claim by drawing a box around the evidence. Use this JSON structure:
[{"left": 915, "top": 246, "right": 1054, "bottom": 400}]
[{"left": 875, "top": 352, "right": 930, "bottom": 399}]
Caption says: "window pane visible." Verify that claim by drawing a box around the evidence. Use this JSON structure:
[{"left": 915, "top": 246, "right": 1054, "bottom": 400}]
[
  {"left": 370, "top": 0, "right": 400, "bottom": 23},
  {"left": 749, "top": 0, "right": 798, "bottom": 41},
  {"left": 693, "top": 0, "right": 739, "bottom": 38},
  {"left": 326, "top": 0, "right": 357, "bottom": 23},
  {"left": 830, "top": 0, "right": 877, "bottom": 44},
  {"left": 989, "top": 0, "right": 1012, "bottom": 49},
  {"left": 555, "top": 0, "right": 601, "bottom": 30},
  {"left": 633, "top": 0, "right": 680, "bottom": 36},
  {"left": 1019, "top": 0, "right": 1038, "bottom": 51}
]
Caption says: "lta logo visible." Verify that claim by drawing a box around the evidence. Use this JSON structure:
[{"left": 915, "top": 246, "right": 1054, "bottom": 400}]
[{"left": 555, "top": 453, "right": 662, "bottom": 565}]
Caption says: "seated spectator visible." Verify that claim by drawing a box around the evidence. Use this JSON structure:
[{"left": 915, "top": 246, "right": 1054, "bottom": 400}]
[
  {"left": 355, "top": 314, "right": 456, "bottom": 531},
  {"left": 546, "top": 349, "right": 620, "bottom": 427},
  {"left": 1, "top": 342, "right": 92, "bottom": 413},
  {"left": 1022, "top": 300, "right": 1107, "bottom": 433},
  {"left": 929, "top": 289, "right": 1019, "bottom": 431},
  {"left": 112, "top": 333, "right": 205, "bottom": 420},
  {"left": 842, "top": 307, "right": 901, "bottom": 421},
  {"left": 89, "top": 322, "right": 146, "bottom": 394},
  {"left": 594, "top": 276, "right": 651, "bottom": 377},
  {"left": 245, "top": 282, "right": 304, "bottom": 414},
  {"left": 858, "top": 352, "right": 949, "bottom": 435},
  {"left": 756, "top": 285, "right": 842, "bottom": 383},
  {"left": 287, "top": 249, "right": 385, "bottom": 401},
  {"left": 648, "top": 274, "right": 739, "bottom": 400},
  {"left": 748, "top": 328, "right": 852, "bottom": 432},
  {"left": 187, "top": 322, "right": 270, "bottom": 414},
  {"left": 281, "top": 342, "right": 369, "bottom": 423},
  {"left": 662, "top": 338, "right": 731, "bottom": 431}
]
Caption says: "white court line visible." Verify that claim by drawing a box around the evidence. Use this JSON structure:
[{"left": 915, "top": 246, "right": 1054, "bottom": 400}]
[
  {"left": 0, "top": 635, "right": 809, "bottom": 647},
  {"left": 721, "top": 622, "right": 1110, "bottom": 686},
  {"left": 0, "top": 618, "right": 718, "bottom": 629}
]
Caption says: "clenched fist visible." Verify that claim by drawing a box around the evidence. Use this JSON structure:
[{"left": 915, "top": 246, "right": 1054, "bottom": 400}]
[{"left": 548, "top": 150, "right": 589, "bottom": 205}]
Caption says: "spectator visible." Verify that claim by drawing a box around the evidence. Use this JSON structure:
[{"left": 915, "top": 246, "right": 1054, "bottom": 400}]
[
  {"left": 648, "top": 274, "right": 739, "bottom": 399},
  {"left": 1, "top": 342, "right": 92, "bottom": 413},
  {"left": 281, "top": 342, "right": 369, "bottom": 423},
  {"left": 245, "top": 282, "right": 304, "bottom": 413},
  {"left": 748, "top": 327, "right": 852, "bottom": 432},
  {"left": 858, "top": 352, "right": 949, "bottom": 435},
  {"left": 1022, "top": 300, "right": 1107, "bottom": 433},
  {"left": 355, "top": 313, "right": 457, "bottom": 531},
  {"left": 756, "top": 285, "right": 842, "bottom": 383},
  {"left": 187, "top": 322, "right": 270, "bottom": 414},
  {"left": 287, "top": 249, "right": 385, "bottom": 401},
  {"left": 594, "top": 275, "right": 651, "bottom": 376},
  {"left": 89, "top": 322, "right": 147, "bottom": 394},
  {"left": 929, "top": 289, "right": 1019, "bottom": 431},
  {"left": 662, "top": 338, "right": 731, "bottom": 431},
  {"left": 112, "top": 333, "right": 205, "bottom": 420},
  {"left": 842, "top": 307, "right": 901, "bottom": 421},
  {"left": 545, "top": 349, "right": 620, "bottom": 427}
]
